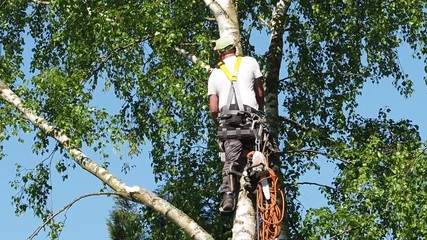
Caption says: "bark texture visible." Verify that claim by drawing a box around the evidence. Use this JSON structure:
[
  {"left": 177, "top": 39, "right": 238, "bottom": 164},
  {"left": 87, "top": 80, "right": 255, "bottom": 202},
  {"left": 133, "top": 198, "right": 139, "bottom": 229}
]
[{"left": 204, "top": 0, "right": 242, "bottom": 54}]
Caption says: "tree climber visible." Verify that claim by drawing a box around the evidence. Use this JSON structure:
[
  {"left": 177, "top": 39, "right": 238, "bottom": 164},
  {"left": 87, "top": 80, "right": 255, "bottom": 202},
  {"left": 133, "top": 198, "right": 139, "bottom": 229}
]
[{"left": 208, "top": 36, "right": 265, "bottom": 213}]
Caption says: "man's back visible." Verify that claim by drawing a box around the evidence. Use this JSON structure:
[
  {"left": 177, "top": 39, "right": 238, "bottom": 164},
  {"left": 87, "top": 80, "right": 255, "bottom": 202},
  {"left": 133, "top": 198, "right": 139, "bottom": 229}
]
[{"left": 208, "top": 55, "right": 263, "bottom": 112}]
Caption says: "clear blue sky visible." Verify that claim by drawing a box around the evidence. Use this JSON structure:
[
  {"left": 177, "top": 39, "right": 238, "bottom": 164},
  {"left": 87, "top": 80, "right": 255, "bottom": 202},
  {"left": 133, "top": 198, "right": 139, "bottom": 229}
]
[{"left": 1, "top": 34, "right": 426, "bottom": 240}]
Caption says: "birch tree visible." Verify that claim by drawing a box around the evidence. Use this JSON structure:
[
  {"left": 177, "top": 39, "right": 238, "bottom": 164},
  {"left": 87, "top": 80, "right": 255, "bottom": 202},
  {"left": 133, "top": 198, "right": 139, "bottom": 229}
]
[{"left": 1, "top": 0, "right": 427, "bottom": 239}]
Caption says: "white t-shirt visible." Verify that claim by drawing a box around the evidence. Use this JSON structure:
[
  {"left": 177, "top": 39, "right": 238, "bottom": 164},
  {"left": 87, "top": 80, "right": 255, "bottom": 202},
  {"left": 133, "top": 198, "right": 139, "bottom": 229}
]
[{"left": 208, "top": 55, "right": 263, "bottom": 111}]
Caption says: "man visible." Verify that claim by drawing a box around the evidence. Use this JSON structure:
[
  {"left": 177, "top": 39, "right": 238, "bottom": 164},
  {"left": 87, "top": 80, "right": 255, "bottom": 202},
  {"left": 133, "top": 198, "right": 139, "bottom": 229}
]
[{"left": 207, "top": 36, "right": 265, "bottom": 212}]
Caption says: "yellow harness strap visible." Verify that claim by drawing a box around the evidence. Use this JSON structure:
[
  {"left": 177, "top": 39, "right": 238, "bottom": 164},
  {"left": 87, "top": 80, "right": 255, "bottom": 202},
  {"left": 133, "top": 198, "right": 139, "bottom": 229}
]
[{"left": 217, "top": 56, "right": 242, "bottom": 82}]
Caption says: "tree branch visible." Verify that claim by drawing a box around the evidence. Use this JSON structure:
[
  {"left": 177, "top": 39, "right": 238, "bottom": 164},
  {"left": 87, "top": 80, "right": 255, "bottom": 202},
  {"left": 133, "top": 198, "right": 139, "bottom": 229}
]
[
  {"left": 330, "top": 225, "right": 359, "bottom": 239},
  {"left": 28, "top": 192, "right": 124, "bottom": 240},
  {"left": 175, "top": 47, "right": 212, "bottom": 73},
  {"left": 258, "top": 16, "right": 272, "bottom": 29},
  {"left": 295, "top": 181, "right": 335, "bottom": 191},
  {"left": 87, "top": 38, "right": 146, "bottom": 80},
  {"left": 280, "top": 116, "right": 338, "bottom": 144},
  {"left": 32, "top": 0, "right": 50, "bottom": 5},
  {"left": 285, "top": 148, "right": 350, "bottom": 164},
  {"left": 281, "top": 116, "right": 309, "bottom": 131},
  {"left": 285, "top": 148, "right": 325, "bottom": 155},
  {"left": 279, "top": 75, "right": 293, "bottom": 82}
]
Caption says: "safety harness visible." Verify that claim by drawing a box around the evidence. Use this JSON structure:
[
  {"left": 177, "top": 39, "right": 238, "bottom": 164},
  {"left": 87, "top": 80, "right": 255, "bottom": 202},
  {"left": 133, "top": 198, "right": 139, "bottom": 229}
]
[{"left": 217, "top": 56, "right": 258, "bottom": 140}]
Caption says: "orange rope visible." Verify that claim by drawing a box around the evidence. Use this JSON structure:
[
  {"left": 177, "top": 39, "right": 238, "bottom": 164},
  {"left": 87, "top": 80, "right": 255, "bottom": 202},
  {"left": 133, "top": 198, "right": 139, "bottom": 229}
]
[{"left": 257, "top": 165, "right": 285, "bottom": 240}]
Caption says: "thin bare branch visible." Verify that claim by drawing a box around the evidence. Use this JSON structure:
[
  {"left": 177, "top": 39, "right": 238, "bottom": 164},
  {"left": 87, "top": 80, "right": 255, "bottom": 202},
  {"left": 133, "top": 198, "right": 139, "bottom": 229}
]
[
  {"left": 258, "top": 16, "right": 272, "bottom": 29},
  {"left": 330, "top": 225, "right": 359, "bottom": 239},
  {"left": 295, "top": 181, "right": 335, "bottom": 191},
  {"left": 88, "top": 39, "right": 146, "bottom": 79},
  {"left": 28, "top": 192, "right": 124, "bottom": 240},
  {"left": 281, "top": 117, "right": 309, "bottom": 131},
  {"left": 280, "top": 116, "right": 337, "bottom": 143},
  {"left": 285, "top": 148, "right": 350, "bottom": 164}
]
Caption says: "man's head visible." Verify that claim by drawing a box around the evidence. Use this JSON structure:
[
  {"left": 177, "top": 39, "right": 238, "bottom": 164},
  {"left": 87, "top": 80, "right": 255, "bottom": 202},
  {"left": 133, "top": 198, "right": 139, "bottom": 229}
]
[{"left": 214, "top": 36, "right": 236, "bottom": 53}]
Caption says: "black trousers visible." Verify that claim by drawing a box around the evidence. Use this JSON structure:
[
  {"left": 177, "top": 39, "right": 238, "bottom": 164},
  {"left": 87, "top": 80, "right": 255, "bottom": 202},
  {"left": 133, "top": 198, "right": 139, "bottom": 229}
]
[{"left": 220, "top": 138, "right": 254, "bottom": 193}]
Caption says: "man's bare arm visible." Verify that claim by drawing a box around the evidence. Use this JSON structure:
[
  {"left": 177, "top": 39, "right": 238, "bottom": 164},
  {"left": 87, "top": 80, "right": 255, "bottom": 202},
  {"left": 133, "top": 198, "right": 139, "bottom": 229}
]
[
  {"left": 254, "top": 76, "right": 265, "bottom": 111},
  {"left": 209, "top": 94, "right": 220, "bottom": 125}
]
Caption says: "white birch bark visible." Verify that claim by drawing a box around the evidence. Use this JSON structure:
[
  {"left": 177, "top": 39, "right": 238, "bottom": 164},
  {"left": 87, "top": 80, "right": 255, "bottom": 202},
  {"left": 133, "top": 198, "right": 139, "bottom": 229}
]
[
  {"left": 233, "top": 179, "right": 257, "bottom": 240},
  {"left": 203, "top": 0, "right": 242, "bottom": 54},
  {"left": 0, "top": 79, "right": 214, "bottom": 240}
]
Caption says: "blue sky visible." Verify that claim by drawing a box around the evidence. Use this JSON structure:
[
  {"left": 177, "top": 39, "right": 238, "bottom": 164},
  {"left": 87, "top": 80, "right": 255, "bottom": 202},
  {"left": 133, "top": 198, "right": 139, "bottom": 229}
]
[{"left": 1, "top": 28, "right": 427, "bottom": 240}]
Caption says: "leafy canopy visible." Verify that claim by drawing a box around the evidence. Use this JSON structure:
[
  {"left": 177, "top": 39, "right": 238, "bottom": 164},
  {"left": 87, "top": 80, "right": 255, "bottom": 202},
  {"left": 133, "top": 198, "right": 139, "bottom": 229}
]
[{"left": 1, "top": 0, "right": 427, "bottom": 239}]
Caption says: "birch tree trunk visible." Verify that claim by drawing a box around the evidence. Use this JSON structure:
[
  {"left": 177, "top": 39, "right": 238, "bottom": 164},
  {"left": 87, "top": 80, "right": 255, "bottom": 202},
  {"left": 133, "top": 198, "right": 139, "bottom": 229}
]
[
  {"left": 233, "top": 179, "right": 257, "bottom": 240},
  {"left": 0, "top": 79, "right": 214, "bottom": 240},
  {"left": 204, "top": 0, "right": 242, "bottom": 54}
]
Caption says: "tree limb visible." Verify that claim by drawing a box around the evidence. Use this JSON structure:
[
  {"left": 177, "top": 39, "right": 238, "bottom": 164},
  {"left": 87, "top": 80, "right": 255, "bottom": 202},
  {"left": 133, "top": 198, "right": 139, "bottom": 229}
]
[
  {"left": 280, "top": 116, "right": 338, "bottom": 144},
  {"left": 281, "top": 117, "right": 309, "bottom": 131},
  {"left": 285, "top": 148, "right": 350, "bottom": 164},
  {"left": 258, "top": 16, "right": 272, "bottom": 29},
  {"left": 330, "top": 225, "right": 359, "bottom": 239},
  {"left": 295, "top": 181, "right": 335, "bottom": 191},
  {"left": 87, "top": 38, "right": 147, "bottom": 81},
  {"left": 175, "top": 47, "right": 212, "bottom": 73},
  {"left": 32, "top": 0, "right": 50, "bottom": 5}
]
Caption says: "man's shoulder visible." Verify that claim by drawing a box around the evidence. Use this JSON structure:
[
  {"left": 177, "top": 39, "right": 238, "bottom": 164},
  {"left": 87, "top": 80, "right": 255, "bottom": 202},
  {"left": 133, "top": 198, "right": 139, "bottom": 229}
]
[
  {"left": 208, "top": 67, "right": 224, "bottom": 82},
  {"left": 241, "top": 55, "right": 256, "bottom": 59},
  {"left": 239, "top": 56, "right": 260, "bottom": 70},
  {"left": 209, "top": 66, "right": 222, "bottom": 75},
  {"left": 241, "top": 55, "right": 259, "bottom": 63}
]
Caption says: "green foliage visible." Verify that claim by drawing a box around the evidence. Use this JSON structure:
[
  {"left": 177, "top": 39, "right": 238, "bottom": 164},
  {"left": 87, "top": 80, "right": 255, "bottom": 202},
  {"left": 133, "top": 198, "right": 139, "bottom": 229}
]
[
  {"left": 10, "top": 162, "right": 64, "bottom": 238},
  {"left": 107, "top": 197, "right": 144, "bottom": 240},
  {"left": 1, "top": 0, "right": 427, "bottom": 239},
  {"left": 302, "top": 113, "right": 427, "bottom": 239},
  {"left": 283, "top": 0, "right": 427, "bottom": 132}
]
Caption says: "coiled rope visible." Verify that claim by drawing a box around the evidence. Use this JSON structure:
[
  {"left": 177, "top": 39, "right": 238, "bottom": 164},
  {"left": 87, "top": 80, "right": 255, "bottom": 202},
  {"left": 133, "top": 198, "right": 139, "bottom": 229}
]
[{"left": 256, "top": 155, "right": 286, "bottom": 240}]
